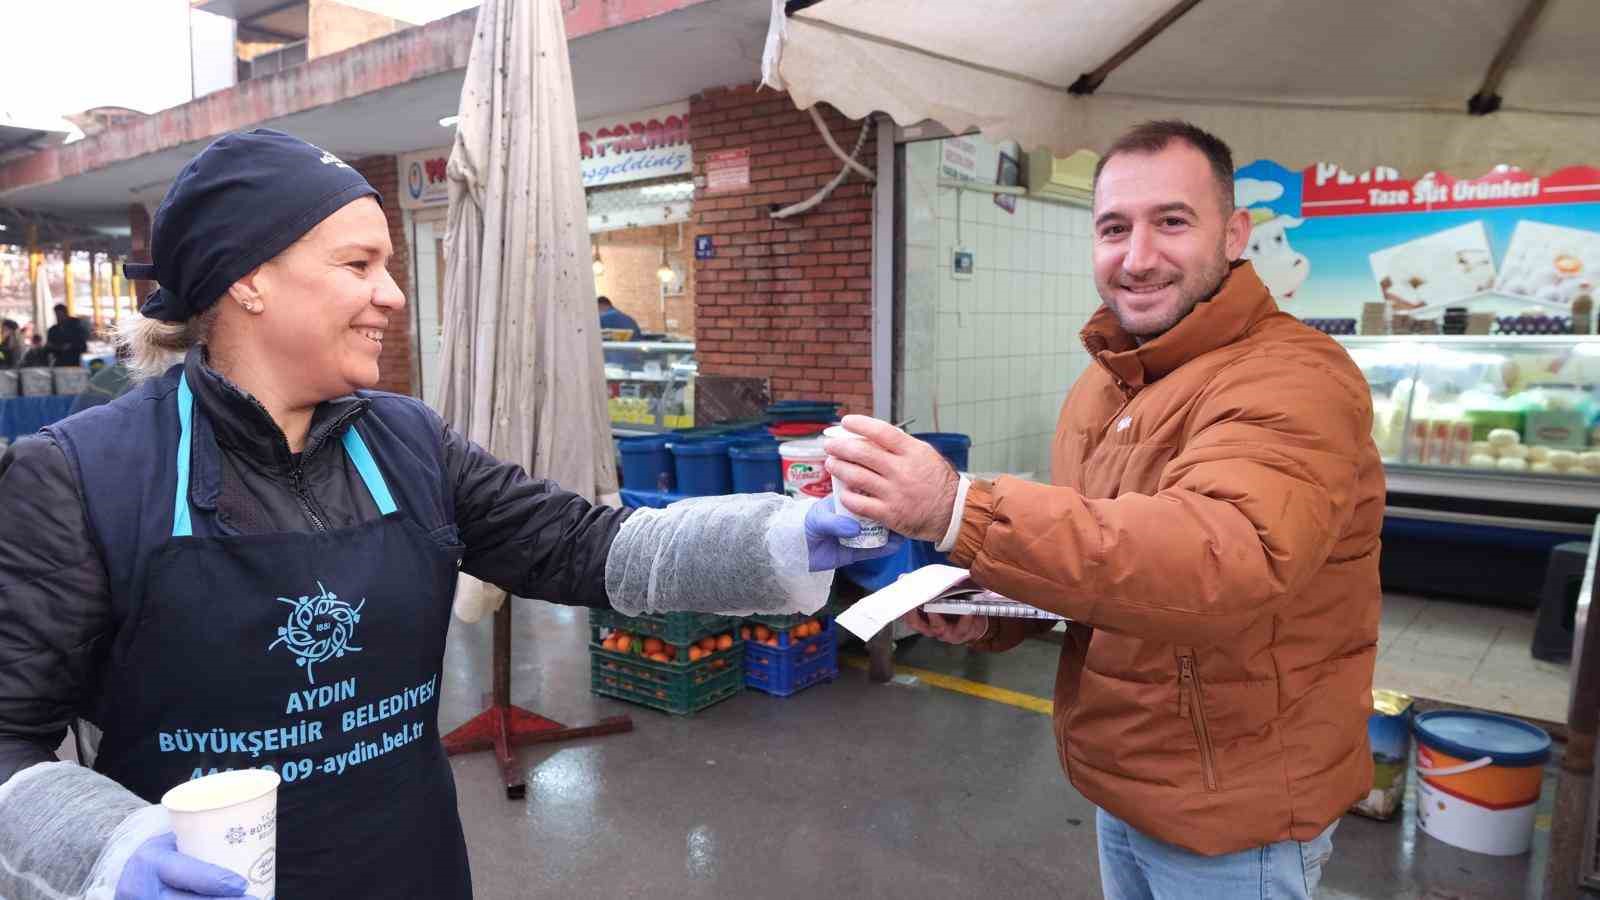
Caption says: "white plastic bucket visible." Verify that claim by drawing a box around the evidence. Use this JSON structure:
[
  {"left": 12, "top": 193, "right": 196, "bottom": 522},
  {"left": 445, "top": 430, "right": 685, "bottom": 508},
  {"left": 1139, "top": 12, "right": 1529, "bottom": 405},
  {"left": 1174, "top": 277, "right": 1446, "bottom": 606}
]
[
  {"left": 779, "top": 439, "right": 830, "bottom": 499},
  {"left": 1413, "top": 710, "right": 1551, "bottom": 856}
]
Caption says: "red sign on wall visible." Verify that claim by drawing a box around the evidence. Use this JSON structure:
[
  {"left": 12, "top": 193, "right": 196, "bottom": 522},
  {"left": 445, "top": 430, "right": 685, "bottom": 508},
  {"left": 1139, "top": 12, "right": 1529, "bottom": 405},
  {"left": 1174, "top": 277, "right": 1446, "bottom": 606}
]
[{"left": 705, "top": 148, "right": 751, "bottom": 195}]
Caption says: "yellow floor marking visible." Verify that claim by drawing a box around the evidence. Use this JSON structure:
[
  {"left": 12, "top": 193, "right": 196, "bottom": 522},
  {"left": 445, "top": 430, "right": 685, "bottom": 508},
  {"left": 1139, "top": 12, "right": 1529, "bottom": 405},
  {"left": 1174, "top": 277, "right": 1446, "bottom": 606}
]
[{"left": 842, "top": 655, "right": 1053, "bottom": 715}]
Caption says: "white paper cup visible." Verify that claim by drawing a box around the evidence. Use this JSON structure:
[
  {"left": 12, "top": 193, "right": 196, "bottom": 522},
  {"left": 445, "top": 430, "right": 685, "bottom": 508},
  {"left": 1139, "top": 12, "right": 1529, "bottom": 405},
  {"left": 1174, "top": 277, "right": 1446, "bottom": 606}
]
[
  {"left": 822, "top": 425, "right": 888, "bottom": 549},
  {"left": 161, "top": 769, "right": 280, "bottom": 899}
]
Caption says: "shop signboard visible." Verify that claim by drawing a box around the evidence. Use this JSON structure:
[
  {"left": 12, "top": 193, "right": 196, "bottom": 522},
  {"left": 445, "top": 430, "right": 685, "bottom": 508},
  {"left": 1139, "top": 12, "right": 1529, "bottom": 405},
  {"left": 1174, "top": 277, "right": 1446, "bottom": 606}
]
[
  {"left": 401, "top": 101, "right": 693, "bottom": 209},
  {"left": 1234, "top": 159, "right": 1600, "bottom": 319},
  {"left": 579, "top": 101, "right": 692, "bottom": 189}
]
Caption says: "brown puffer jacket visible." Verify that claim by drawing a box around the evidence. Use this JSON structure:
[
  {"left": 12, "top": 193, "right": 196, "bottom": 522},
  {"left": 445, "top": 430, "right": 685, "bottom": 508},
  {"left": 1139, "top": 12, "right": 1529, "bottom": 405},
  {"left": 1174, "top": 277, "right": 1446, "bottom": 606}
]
[{"left": 950, "top": 261, "right": 1384, "bottom": 856}]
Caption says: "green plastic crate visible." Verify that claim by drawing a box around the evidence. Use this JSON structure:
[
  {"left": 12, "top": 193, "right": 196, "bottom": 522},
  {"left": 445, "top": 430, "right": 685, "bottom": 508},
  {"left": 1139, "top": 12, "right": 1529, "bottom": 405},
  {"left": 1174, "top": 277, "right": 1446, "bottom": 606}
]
[
  {"left": 589, "top": 609, "right": 739, "bottom": 646},
  {"left": 590, "top": 645, "right": 743, "bottom": 715}
]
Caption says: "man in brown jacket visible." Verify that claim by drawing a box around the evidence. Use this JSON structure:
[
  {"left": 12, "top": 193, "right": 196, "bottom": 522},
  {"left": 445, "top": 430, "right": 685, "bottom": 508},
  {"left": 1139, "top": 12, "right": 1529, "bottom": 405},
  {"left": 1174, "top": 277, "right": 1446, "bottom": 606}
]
[{"left": 825, "top": 121, "right": 1384, "bottom": 899}]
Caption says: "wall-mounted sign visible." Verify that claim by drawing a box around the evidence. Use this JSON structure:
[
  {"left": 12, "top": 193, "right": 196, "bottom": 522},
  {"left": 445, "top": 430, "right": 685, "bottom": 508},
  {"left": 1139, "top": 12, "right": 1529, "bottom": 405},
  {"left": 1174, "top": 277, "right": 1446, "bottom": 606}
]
[
  {"left": 400, "top": 102, "right": 694, "bottom": 209},
  {"left": 399, "top": 147, "right": 451, "bottom": 210},
  {"left": 695, "top": 235, "right": 715, "bottom": 259},
  {"left": 579, "top": 101, "right": 692, "bottom": 189},
  {"left": 1234, "top": 159, "right": 1600, "bottom": 318},
  {"left": 705, "top": 148, "right": 751, "bottom": 195}
]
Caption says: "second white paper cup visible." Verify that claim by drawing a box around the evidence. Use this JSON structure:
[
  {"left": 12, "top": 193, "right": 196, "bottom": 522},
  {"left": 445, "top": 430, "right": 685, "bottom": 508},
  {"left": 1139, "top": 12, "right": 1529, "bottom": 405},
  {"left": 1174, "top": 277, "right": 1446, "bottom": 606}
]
[
  {"left": 161, "top": 768, "right": 281, "bottom": 900},
  {"left": 822, "top": 425, "right": 889, "bottom": 549}
]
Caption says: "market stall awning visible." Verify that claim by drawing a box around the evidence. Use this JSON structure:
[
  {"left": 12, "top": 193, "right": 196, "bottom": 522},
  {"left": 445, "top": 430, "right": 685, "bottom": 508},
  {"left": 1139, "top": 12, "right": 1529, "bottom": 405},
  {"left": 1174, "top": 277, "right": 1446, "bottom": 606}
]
[{"left": 764, "top": 0, "right": 1599, "bottom": 175}]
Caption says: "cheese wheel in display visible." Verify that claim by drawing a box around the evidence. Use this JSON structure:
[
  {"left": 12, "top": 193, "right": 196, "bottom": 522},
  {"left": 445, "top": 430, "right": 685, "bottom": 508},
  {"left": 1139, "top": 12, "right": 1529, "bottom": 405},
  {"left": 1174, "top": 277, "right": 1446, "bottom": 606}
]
[
  {"left": 1549, "top": 449, "right": 1578, "bottom": 471},
  {"left": 1470, "top": 441, "right": 1493, "bottom": 457},
  {"left": 1487, "top": 428, "right": 1520, "bottom": 449},
  {"left": 1497, "top": 443, "right": 1529, "bottom": 461},
  {"left": 1582, "top": 451, "right": 1600, "bottom": 473},
  {"left": 1468, "top": 454, "right": 1498, "bottom": 469},
  {"left": 1497, "top": 457, "right": 1529, "bottom": 471},
  {"left": 1526, "top": 445, "right": 1551, "bottom": 463},
  {"left": 1530, "top": 461, "right": 1557, "bottom": 473}
]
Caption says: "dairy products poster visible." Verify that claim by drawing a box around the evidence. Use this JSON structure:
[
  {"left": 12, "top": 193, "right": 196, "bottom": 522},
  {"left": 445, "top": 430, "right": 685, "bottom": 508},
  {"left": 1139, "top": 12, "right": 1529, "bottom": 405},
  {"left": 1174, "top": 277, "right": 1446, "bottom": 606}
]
[{"left": 1232, "top": 160, "right": 1600, "bottom": 319}]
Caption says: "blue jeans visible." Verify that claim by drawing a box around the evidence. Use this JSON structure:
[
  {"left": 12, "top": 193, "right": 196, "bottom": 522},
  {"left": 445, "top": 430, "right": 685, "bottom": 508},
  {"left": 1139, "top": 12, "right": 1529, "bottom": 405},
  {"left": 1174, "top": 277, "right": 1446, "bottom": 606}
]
[{"left": 1096, "top": 808, "right": 1337, "bottom": 900}]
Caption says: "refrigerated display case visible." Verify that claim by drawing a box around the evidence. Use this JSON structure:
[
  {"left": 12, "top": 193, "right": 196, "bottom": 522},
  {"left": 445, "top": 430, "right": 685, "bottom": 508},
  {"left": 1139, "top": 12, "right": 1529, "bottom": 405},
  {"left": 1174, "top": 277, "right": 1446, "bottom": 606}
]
[
  {"left": 1341, "top": 335, "right": 1600, "bottom": 604},
  {"left": 605, "top": 340, "right": 695, "bottom": 434}
]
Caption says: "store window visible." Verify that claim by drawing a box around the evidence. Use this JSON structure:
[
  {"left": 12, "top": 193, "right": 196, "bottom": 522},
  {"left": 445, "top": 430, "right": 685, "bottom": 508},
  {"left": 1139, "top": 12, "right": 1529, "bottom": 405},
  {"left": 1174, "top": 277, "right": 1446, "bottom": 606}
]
[
  {"left": 589, "top": 177, "right": 696, "bottom": 433},
  {"left": 898, "top": 135, "right": 1100, "bottom": 479}
]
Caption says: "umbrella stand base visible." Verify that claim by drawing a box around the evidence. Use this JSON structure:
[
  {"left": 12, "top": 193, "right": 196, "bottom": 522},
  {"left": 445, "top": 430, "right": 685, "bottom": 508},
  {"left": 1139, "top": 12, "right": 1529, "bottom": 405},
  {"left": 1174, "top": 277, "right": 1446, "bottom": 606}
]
[{"left": 442, "top": 701, "right": 633, "bottom": 800}]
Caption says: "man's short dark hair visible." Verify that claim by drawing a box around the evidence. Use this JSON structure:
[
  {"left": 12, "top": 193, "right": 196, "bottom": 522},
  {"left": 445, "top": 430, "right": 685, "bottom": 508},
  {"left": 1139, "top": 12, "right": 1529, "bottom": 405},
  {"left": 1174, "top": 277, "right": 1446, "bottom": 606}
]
[
  {"left": 596, "top": 295, "right": 612, "bottom": 306},
  {"left": 53, "top": 304, "right": 67, "bottom": 316},
  {"left": 1, "top": 319, "right": 16, "bottom": 332},
  {"left": 1093, "top": 120, "right": 1235, "bottom": 212}
]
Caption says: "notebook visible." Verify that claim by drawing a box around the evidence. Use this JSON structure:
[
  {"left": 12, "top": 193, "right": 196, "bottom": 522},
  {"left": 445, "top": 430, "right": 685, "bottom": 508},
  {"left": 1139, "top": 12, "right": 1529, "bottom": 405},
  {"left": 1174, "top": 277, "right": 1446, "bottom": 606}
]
[{"left": 835, "top": 564, "right": 1065, "bottom": 641}]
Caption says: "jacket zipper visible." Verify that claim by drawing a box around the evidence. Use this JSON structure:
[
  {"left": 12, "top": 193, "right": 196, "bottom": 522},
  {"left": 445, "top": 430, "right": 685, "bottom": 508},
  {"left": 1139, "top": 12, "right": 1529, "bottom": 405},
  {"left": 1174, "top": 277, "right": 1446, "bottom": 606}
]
[
  {"left": 286, "top": 406, "right": 367, "bottom": 534},
  {"left": 1179, "top": 654, "right": 1219, "bottom": 792},
  {"left": 289, "top": 466, "right": 327, "bottom": 533}
]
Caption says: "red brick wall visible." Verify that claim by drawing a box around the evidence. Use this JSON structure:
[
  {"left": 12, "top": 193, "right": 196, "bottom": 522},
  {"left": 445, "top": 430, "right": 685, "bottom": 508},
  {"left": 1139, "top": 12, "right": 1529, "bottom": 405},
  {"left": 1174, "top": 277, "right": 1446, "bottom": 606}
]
[
  {"left": 690, "top": 85, "right": 875, "bottom": 414},
  {"left": 593, "top": 224, "right": 694, "bottom": 336},
  {"left": 351, "top": 154, "right": 414, "bottom": 396}
]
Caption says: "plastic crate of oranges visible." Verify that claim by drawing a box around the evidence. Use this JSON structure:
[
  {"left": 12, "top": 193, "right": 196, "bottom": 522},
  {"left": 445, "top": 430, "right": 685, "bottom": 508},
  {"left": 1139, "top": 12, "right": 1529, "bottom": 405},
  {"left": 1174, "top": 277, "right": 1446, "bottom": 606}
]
[
  {"left": 589, "top": 613, "right": 744, "bottom": 715},
  {"left": 741, "top": 616, "right": 838, "bottom": 697},
  {"left": 741, "top": 617, "right": 828, "bottom": 650}
]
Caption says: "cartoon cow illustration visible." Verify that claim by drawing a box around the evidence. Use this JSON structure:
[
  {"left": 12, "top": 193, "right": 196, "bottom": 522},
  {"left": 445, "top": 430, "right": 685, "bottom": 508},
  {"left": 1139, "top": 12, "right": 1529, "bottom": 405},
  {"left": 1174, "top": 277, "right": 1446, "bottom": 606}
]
[{"left": 1241, "top": 208, "right": 1310, "bottom": 302}]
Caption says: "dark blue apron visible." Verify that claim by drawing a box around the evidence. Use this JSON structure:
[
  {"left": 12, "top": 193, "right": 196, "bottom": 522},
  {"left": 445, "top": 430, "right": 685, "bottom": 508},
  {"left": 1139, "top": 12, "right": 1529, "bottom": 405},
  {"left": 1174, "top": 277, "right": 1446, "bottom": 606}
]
[{"left": 91, "top": 374, "right": 472, "bottom": 899}]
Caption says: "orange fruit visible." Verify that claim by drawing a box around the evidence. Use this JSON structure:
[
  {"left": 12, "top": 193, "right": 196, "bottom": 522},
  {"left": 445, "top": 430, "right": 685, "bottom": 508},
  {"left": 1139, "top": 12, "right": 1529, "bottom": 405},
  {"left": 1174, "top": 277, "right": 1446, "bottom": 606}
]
[
  {"left": 753, "top": 625, "right": 771, "bottom": 641},
  {"left": 716, "top": 634, "right": 734, "bottom": 651},
  {"left": 740, "top": 625, "right": 752, "bottom": 640},
  {"left": 805, "top": 643, "right": 819, "bottom": 655},
  {"left": 643, "top": 637, "right": 664, "bottom": 655},
  {"left": 698, "top": 637, "right": 717, "bottom": 653},
  {"left": 766, "top": 637, "right": 780, "bottom": 647},
  {"left": 616, "top": 634, "right": 632, "bottom": 653},
  {"left": 651, "top": 652, "right": 672, "bottom": 663},
  {"left": 601, "top": 637, "right": 617, "bottom": 651},
  {"left": 711, "top": 659, "right": 727, "bottom": 670}
]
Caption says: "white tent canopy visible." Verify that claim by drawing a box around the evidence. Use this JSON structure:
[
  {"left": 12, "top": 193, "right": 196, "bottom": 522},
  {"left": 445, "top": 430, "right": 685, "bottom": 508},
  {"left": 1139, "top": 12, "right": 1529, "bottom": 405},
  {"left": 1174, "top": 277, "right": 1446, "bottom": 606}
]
[{"left": 764, "top": 0, "right": 1600, "bottom": 176}]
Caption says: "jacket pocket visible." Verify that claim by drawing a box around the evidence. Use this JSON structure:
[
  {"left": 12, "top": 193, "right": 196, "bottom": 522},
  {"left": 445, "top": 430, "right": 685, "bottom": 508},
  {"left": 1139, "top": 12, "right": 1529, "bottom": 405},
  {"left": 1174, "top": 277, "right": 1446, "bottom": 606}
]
[{"left": 1178, "top": 651, "right": 1219, "bottom": 792}]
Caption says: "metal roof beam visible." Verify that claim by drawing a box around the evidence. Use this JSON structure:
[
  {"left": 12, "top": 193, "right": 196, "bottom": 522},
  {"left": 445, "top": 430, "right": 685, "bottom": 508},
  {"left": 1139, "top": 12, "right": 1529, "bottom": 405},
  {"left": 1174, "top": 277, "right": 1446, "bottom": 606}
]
[
  {"left": 1468, "top": 0, "right": 1551, "bottom": 116},
  {"left": 1069, "top": 0, "right": 1204, "bottom": 96}
]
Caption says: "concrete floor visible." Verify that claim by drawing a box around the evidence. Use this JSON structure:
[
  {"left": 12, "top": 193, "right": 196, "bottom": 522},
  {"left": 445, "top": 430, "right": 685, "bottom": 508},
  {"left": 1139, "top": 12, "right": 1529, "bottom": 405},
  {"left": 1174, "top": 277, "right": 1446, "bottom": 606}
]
[
  {"left": 1377, "top": 593, "right": 1571, "bottom": 725},
  {"left": 440, "top": 602, "right": 1561, "bottom": 899}
]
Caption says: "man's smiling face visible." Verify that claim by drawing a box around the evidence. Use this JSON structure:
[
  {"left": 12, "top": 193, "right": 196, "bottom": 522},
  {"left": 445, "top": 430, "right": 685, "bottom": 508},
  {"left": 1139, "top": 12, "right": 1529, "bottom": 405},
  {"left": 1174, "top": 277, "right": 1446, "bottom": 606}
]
[{"left": 1091, "top": 141, "right": 1251, "bottom": 339}]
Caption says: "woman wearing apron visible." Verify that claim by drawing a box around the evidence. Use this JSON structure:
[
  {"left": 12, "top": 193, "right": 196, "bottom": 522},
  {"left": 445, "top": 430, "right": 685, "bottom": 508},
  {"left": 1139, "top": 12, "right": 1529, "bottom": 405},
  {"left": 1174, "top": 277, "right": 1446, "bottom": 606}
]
[{"left": 0, "top": 130, "right": 895, "bottom": 899}]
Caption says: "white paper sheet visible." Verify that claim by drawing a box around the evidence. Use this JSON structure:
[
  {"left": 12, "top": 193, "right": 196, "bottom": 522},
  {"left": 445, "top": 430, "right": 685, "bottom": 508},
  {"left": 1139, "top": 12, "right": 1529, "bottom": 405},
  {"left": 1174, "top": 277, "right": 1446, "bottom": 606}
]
[{"left": 835, "top": 564, "right": 974, "bottom": 641}]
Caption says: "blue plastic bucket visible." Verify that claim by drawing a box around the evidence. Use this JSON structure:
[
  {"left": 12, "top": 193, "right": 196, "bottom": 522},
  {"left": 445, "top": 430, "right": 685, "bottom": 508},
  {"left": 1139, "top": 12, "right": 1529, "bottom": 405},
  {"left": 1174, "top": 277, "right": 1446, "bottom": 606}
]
[
  {"left": 667, "top": 439, "right": 733, "bottom": 496},
  {"left": 914, "top": 432, "right": 972, "bottom": 471},
  {"left": 729, "top": 441, "right": 783, "bottom": 494},
  {"left": 618, "top": 436, "right": 673, "bottom": 492},
  {"left": 1413, "top": 710, "right": 1551, "bottom": 855}
]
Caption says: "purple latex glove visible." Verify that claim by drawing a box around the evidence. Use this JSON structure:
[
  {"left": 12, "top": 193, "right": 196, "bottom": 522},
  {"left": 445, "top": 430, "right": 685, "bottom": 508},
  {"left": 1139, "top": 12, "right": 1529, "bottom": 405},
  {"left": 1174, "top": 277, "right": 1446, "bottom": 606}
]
[
  {"left": 116, "top": 833, "right": 247, "bottom": 900},
  {"left": 804, "top": 496, "right": 904, "bottom": 572}
]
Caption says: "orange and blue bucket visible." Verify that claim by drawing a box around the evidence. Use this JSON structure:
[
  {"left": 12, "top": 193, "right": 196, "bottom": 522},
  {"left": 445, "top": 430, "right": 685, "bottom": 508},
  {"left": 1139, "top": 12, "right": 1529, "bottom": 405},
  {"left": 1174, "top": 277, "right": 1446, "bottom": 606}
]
[{"left": 1413, "top": 710, "right": 1551, "bottom": 856}]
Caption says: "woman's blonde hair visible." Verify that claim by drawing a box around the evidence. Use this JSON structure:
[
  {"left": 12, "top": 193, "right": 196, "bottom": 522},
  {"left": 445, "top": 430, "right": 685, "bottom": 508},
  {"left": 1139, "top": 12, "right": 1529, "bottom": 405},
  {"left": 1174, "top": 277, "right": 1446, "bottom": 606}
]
[{"left": 116, "top": 306, "right": 221, "bottom": 380}]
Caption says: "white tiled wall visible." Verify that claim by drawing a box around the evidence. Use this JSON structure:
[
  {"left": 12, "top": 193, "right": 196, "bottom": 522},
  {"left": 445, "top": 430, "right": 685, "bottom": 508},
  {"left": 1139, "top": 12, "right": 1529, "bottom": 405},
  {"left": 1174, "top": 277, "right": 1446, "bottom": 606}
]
[{"left": 901, "top": 140, "right": 1099, "bottom": 479}]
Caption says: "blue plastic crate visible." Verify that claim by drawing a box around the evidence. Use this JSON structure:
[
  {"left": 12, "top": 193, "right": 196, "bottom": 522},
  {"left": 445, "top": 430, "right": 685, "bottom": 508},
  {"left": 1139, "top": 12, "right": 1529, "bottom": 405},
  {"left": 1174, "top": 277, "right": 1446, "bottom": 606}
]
[{"left": 743, "top": 623, "right": 838, "bottom": 697}]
